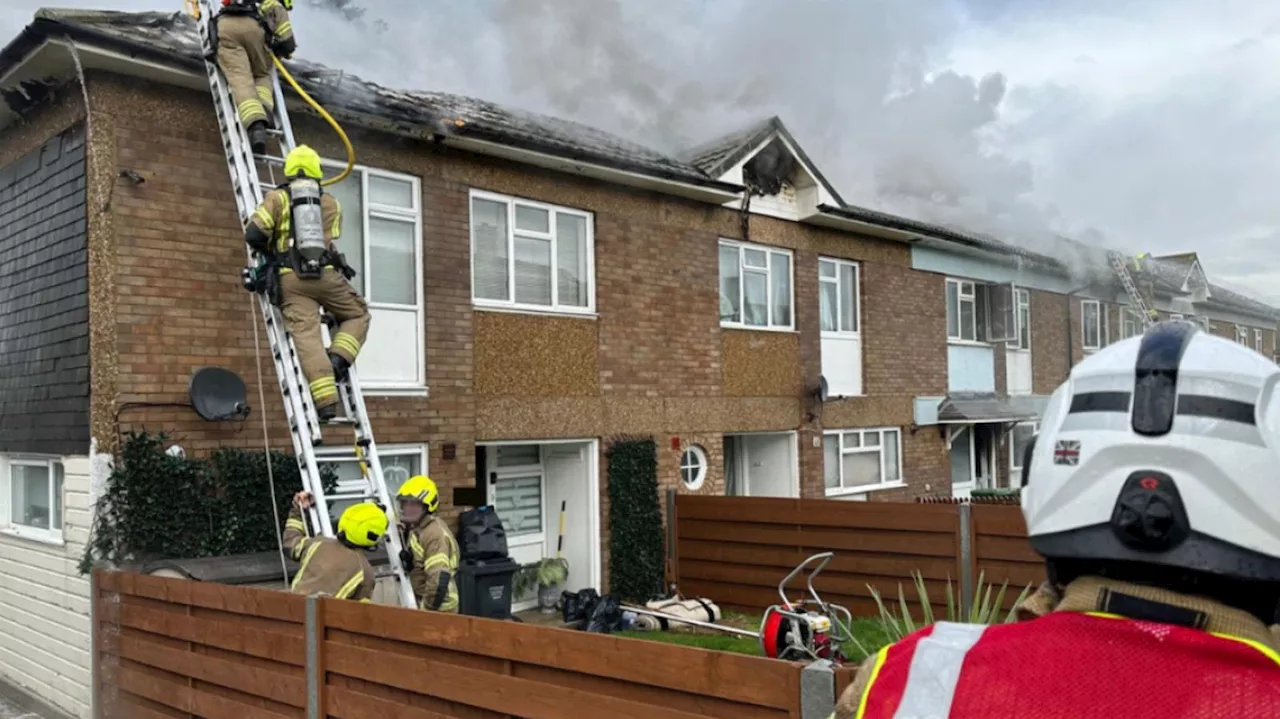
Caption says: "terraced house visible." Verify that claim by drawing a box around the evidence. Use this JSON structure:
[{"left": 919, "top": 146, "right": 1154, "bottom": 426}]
[{"left": 0, "top": 8, "right": 1278, "bottom": 717}]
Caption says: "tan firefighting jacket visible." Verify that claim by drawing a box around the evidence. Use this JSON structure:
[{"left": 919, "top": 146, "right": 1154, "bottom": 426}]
[
  {"left": 831, "top": 575, "right": 1280, "bottom": 719},
  {"left": 406, "top": 515, "right": 459, "bottom": 612},
  {"left": 282, "top": 505, "right": 376, "bottom": 601},
  {"left": 249, "top": 187, "right": 342, "bottom": 269}
]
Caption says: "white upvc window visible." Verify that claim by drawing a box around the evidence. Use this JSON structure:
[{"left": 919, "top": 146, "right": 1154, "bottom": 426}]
[
  {"left": 1009, "top": 422, "right": 1038, "bottom": 488},
  {"left": 945, "top": 278, "right": 1019, "bottom": 345},
  {"left": 1237, "top": 325, "right": 1250, "bottom": 346},
  {"left": 2, "top": 455, "right": 65, "bottom": 544},
  {"left": 719, "top": 239, "right": 794, "bottom": 330},
  {"left": 1081, "top": 300, "right": 1108, "bottom": 351},
  {"left": 822, "top": 428, "right": 903, "bottom": 497},
  {"left": 1256, "top": 329, "right": 1264, "bottom": 353},
  {"left": 1010, "top": 288, "right": 1031, "bottom": 350},
  {"left": 316, "top": 444, "right": 427, "bottom": 520},
  {"left": 946, "top": 279, "right": 978, "bottom": 342},
  {"left": 323, "top": 162, "right": 425, "bottom": 391},
  {"left": 819, "top": 257, "right": 862, "bottom": 396},
  {"left": 469, "top": 190, "right": 595, "bottom": 316},
  {"left": 1120, "top": 308, "right": 1143, "bottom": 339},
  {"left": 1195, "top": 316, "right": 1210, "bottom": 332}
]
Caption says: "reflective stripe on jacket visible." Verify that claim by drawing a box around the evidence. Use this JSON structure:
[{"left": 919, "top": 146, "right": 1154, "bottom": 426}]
[
  {"left": 281, "top": 505, "right": 376, "bottom": 601},
  {"left": 248, "top": 187, "right": 343, "bottom": 272},
  {"left": 408, "top": 515, "right": 459, "bottom": 612},
  {"left": 852, "top": 611, "right": 1280, "bottom": 718}
]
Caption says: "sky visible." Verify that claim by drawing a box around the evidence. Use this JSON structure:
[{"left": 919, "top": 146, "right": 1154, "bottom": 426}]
[{"left": 3, "top": 0, "right": 1278, "bottom": 303}]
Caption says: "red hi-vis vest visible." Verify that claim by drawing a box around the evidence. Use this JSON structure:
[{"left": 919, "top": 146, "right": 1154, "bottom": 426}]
[{"left": 854, "top": 611, "right": 1280, "bottom": 718}]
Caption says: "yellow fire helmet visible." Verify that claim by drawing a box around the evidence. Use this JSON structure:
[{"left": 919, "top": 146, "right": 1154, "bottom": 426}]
[
  {"left": 396, "top": 475, "right": 440, "bottom": 514},
  {"left": 283, "top": 144, "right": 323, "bottom": 180},
  {"left": 336, "top": 502, "right": 389, "bottom": 549}
]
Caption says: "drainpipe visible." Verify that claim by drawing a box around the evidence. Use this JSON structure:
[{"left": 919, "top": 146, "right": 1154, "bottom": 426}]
[{"left": 1065, "top": 284, "right": 1091, "bottom": 371}]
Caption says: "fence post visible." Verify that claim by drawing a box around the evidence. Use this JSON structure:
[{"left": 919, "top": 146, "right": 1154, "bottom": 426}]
[
  {"left": 958, "top": 503, "right": 974, "bottom": 618},
  {"left": 800, "top": 659, "right": 835, "bottom": 719},
  {"left": 305, "top": 594, "right": 324, "bottom": 719},
  {"left": 666, "top": 488, "right": 678, "bottom": 588}
]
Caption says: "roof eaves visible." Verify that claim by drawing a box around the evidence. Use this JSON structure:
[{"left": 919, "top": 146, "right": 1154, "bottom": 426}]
[{"left": 816, "top": 203, "right": 1067, "bottom": 273}]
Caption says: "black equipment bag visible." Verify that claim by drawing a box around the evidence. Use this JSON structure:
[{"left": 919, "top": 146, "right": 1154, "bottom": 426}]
[{"left": 456, "top": 505, "right": 509, "bottom": 561}]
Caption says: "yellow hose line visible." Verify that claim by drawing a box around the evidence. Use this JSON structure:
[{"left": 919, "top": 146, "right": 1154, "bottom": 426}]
[{"left": 272, "top": 53, "right": 355, "bottom": 186}]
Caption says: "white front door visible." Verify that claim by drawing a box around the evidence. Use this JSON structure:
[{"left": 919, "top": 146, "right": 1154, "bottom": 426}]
[{"left": 486, "top": 446, "right": 546, "bottom": 607}]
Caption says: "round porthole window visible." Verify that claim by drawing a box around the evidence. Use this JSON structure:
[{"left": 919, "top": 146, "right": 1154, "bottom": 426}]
[{"left": 680, "top": 445, "right": 708, "bottom": 491}]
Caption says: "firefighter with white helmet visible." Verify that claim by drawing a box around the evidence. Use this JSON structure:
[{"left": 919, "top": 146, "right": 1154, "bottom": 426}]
[{"left": 834, "top": 319, "right": 1280, "bottom": 718}]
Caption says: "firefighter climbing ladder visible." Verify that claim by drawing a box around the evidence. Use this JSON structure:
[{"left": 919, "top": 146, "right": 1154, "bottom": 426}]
[
  {"left": 193, "top": 0, "right": 417, "bottom": 609},
  {"left": 1107, "top": 250, "right": 1156, "bottom": 331}
]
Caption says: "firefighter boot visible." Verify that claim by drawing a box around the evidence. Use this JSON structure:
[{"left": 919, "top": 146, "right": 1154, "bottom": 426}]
[
  {"left": 329, "top": 352, "right": 351, "bottom": 383},
  {"left": 316, "top": 402, "right": 338, "bottom": 422},
  {"left": 247, "top": 120, "right": 268, "bottom": 156}
]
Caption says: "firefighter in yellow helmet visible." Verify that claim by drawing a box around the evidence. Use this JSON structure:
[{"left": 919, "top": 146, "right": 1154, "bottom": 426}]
[
  {"left": 244, "top": 145, "right": 370, "bottom": 421},
  {"left": 211, "top": 0, "right": 297, "bottom": 155},
  {"left": 282, "top": 491, "right": 386, "bottom": 601},
  {"left": 396, "top": 475, "right": 460, "bottom": 613}
]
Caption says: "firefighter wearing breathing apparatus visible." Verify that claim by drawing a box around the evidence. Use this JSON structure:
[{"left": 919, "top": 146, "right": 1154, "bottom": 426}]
[
  {"left": 282, "top": 491, "right": 386, "bottom": 601},
  {"left": 396, "top": 475, "right": 460, "bottom": 613},
  {"left": 833, "top": 319, "right": 1280, "bottom": 719},
  {"left": 210, "top": 0, "right": 297, "bottom": 155},
  {"left": 244, "top": 144, "right": 370, "bottom": 421}
]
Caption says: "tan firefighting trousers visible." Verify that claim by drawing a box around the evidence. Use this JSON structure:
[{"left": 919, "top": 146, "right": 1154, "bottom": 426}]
[
  {"left": 279, "top": 268, "right": 370, "bottom": 410},
  {"left": 215, "top": 14, "right": 275, "bottom": 127}
]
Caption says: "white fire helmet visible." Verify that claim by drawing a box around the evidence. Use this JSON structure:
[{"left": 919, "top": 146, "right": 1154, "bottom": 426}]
[{"left": 1022, "top": 319, "right": 1280, "bottom": 585}]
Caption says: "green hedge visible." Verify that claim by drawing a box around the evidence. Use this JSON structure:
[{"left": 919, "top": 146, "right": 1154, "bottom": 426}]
[
  {"left": 606, "top": 436, "right": 663, "bottom": 602},
  {"left": 79, "top": 431, "right": 336, "bottom": 574}
]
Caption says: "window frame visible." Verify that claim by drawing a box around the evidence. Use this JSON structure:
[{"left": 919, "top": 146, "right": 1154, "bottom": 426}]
[
  {"left": 719, "top": 238, "right": 796, "bottom": 332},
  {"left": 1009, "top": 288, "right": 1031, "bottom": 351},
  {"left": 319, "top": 159, "right": 426, "bottom": 392},
  {"left": 1256, "top": 329, "right": 1264, "bottom": 353},
  {"left": 469, "top": 188, "right": 597, "bottom": 316},
  {"left": 1081, "top": 300, "right": 1107, "bottom": 351},
  {"left": 1120, "top": 307, "right": 1143, "bottom": 339},
  {"left": 1237, "top": 325, "right": 1250, "bottom": 346},
  {"left": 818, "top": 257, "right": 861, "bottom": 337},
  {"left": 823, "top": 427, "right": 904, "bottom": 497},
  {"left": 946, "top": 278, "right": 978, "bottom": 343},
  {"left": 1009, "top": 421, "right": 1039, "bottom": 488},
  {"left": 1, "top": 454, "right": 65, "bottom": 544},
  {"left": 679, "top": 445, "right": 709, "bottom": 491},
  {"left": 314, "top": 443, "right": 428, "bottom": 521}
]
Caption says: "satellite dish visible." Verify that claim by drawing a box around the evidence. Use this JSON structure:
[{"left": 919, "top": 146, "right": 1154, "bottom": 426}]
[
  {"left": 189, "top": 366, "right": 251, "bottom": 421},
  {"left": 817, "top": 375, "right": 829, "bottom": 402}
]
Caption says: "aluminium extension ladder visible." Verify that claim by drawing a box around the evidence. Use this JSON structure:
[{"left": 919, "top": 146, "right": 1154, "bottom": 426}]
[
  {"left": 193, "top": 0, "right": 417, "bottom": 609},
  {"left": 1107, "top": 250, "right": 1157, "bottom": 331}
]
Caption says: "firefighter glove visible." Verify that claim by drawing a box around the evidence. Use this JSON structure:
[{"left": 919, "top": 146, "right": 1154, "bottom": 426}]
[
  {"left": 399, "top": 548, "right": 414, "bottom": 569},
  {"left": 272, "top": 36, "right": 297, "bottom": 60},
  {"left": 244, "top": 224, "right": 271, "bottom": 255}
]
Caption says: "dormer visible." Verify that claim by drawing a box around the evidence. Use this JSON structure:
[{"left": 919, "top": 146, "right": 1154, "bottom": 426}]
[
  {"left": 1155, "top": 252, "right": 1211, "bottom": 304},
  {"left": 681, "top": 117, "right": 842, "bottom": 222}
]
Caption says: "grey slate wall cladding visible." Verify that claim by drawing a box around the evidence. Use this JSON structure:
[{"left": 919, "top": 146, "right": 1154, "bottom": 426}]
[{"left": 0, "top": 123, "right": 89, "bottom": 455}]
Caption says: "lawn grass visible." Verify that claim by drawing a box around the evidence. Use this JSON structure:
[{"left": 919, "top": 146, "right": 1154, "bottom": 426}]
[{"left": 615, "top": 611, "right": 894, "bottom": 663}]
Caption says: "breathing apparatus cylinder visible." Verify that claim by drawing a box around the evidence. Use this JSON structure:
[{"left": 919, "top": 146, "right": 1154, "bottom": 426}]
[{"left": 288, "top": 176, "right": 327, "bottom": 277}]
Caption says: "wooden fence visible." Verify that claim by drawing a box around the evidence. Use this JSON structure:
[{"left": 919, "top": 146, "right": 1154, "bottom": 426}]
[
  {"left": 93, "top": 569, "right": 826, "bottom": 718},
  {"left": 671, "top": 495, "right": 1045, "bottom": 616}
]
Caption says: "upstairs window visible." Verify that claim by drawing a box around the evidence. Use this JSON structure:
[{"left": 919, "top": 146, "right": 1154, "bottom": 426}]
[
  {"left": 470, "top": 190, "right": 595, "bottom": 315},
  {"left": 945, "top": 278, "right": 1019, "bottom": 344},
  {"left": 1082, "top": 300, "right": 1109, "bottom": 351},
  {"left": 719, "top": 239, "right": 794, "bottom": 330}
]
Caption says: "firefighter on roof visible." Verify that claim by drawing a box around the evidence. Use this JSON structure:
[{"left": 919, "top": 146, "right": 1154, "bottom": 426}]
[
  {"left": 834, "top": 319, "right": 1280, "bottom": 718},
  {"left": 396, "top": 475, "right": 460, "bottom": 613},
  {"left": 244, "top": 144, "right": 369, "bottom": 421},
  {"left": 283, "top": 491, "right": 385, "bottom": 601},
  {"left": 213, "top": 0, "right": 296, "bottom": 155}
]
